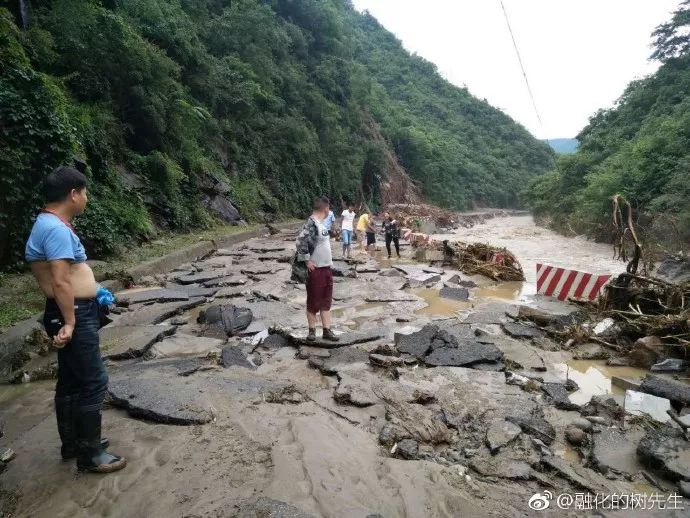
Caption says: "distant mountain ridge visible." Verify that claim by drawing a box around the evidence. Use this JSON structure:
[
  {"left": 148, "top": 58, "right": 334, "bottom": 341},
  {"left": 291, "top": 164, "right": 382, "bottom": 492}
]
[{"left": 545, "top": 138, "right": 578, "bottom": 154}]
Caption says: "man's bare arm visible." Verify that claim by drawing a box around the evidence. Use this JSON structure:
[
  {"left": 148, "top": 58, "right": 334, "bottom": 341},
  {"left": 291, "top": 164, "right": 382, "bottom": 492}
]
[{"left": 49, "top": 260, "right": 75, "bottom": 346}]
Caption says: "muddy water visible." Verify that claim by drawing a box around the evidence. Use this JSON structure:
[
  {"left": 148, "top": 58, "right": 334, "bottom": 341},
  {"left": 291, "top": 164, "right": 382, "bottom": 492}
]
[
  {"left": 411, "top": 288, "right": 471, "bottom": 316},
  {"left": 433, "top": 215, "right": 626, "bottom": 286},
  {"left": 553, "top": 360, "right": 649, "bottom": 406}
]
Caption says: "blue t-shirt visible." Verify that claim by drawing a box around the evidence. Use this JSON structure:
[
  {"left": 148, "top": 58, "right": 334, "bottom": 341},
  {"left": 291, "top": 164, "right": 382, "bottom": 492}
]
[
  {"left": 25, "top": 213, "right": 87, "bottom": 263},
  {"left": 323, "top": 210, "right": 336, "bottom": 231}
]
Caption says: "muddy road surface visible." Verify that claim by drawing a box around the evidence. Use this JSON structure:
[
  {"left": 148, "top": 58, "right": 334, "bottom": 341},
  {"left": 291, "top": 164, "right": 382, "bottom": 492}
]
[{"left": 0, "top": 216, "right": 687, "bottom": 517}]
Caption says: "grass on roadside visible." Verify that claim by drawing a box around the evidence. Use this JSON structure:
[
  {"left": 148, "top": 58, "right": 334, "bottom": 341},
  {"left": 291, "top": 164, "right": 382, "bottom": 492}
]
[{"left": 0, "top": 221, "right": 297, "bottom": 330}]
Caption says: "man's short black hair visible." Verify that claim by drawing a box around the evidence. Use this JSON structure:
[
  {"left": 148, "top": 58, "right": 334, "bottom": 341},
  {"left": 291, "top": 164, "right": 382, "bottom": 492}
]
[
  {"left": 313, "top": 196, "right": 329, "bottom": 211},
  {"left": 43, "top": 166, "right": 87, "bottom": 203}
]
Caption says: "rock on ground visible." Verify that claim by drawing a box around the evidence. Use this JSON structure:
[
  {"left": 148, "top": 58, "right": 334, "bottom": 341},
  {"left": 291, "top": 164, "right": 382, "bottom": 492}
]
[
  {"left": 485, "top": 419, "right": 522, "bottom": 454},
  {"left": 637, "top": 426, "right": 690, "bottom": 482},
  {"left": 220, "top": 345, "right": 255, "bottom": 369},
  {"left": 396, "top": 439, "right": 419, "bottom": 460},
  {"left": 541, "top": 383, "right": 579, "bottom": 411},
  {"left": 591, "top": 427, "right": 644, "bottom": 476},
  {"left": 505, "top": 413, "right": 556, "bottom": 446}
]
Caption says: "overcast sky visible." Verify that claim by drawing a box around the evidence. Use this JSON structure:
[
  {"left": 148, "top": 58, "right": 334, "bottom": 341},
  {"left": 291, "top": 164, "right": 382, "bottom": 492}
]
[{"left": 351, "top": 0, "right": 679, "bottom": 139}]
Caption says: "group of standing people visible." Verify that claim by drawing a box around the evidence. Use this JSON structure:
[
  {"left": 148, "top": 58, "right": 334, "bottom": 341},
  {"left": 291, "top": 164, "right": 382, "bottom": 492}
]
[
  {"left": 294, "top": 197, "right": 402, "bottom": 342},
  {"left": 333, "top": 202, "right": 401, "bottom": 260}
]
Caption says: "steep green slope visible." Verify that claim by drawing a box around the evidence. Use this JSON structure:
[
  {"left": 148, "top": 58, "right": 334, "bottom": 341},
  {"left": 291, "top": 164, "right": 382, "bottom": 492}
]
[
  {"left": 0, "top": 0, "right": 553, "bottom": 269},
  {"left": 525, "top": 1, "right": 690, "bottom": 246}
]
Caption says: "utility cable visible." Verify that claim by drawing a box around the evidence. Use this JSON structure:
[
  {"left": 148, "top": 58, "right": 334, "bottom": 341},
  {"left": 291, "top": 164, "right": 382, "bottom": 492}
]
[{"left": 499, "top": 0, "right": 543, "bottom": 127}]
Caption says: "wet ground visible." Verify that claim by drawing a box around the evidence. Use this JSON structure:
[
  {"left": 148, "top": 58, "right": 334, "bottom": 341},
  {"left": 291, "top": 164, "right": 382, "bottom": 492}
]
[{"left": 0, "top": 216, "right": 687, "bottom": 517}]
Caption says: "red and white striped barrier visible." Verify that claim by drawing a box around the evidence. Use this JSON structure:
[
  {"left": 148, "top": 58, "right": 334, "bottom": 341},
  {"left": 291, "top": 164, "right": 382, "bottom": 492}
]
[{"left": 536, "top": 263, "right": 611, "bottom": 301}]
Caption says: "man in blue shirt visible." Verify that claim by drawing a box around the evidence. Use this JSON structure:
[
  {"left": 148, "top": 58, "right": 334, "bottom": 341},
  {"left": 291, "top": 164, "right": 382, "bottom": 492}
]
[{"left": 25, "top": 166, "right": 126, "bottom": 474}]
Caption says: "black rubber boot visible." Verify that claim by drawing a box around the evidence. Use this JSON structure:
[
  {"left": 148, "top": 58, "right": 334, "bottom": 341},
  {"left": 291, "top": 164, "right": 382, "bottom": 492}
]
[
  {"left": 75, "top": 410, "right": 126, "bottom": 473},
  {"left": 306, "top": 328, "right": 316, "bottom": 342},
  {"left": 322, "top": 328, "right": 340, "bottom": 342},
  {"left": 57, "top": 396, "right": 109, "bottom": 460}
]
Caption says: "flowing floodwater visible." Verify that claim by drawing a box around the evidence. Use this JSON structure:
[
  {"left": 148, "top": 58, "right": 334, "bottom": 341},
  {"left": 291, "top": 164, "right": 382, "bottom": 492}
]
[{"left": 434, "top": 215, "right": 627, "bottom": 287}]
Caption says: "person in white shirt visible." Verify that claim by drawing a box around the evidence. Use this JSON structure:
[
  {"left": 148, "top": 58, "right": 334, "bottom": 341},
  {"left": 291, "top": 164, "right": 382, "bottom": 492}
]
[{"left": 339, "top": 202, "right": 356, "bottom": 259}]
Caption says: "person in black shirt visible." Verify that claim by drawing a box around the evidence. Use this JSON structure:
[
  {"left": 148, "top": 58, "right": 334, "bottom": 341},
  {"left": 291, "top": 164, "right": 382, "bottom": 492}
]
[{"left": 382, "top": 212, "right": 401, "bottom": 259}]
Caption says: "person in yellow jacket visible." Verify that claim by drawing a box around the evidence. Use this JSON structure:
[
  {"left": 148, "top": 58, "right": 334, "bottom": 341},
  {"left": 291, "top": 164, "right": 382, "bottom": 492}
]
[{"left": 356, "top": 211, "right": 369, "bottom": 251}]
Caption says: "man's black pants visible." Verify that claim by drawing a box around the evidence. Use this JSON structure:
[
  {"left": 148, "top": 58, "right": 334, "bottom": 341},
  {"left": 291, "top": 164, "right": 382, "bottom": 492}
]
[
  {"left": 385, "top": 233, "right": 400, "bottom": 257},
  {"left": 43, "top": 298, "right": 108, "bottom": 412}
]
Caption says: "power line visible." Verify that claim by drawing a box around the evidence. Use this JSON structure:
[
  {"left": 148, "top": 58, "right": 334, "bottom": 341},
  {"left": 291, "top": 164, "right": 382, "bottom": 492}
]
[{"left": 499, "top": 0, "right": 543, "bottom": 127}]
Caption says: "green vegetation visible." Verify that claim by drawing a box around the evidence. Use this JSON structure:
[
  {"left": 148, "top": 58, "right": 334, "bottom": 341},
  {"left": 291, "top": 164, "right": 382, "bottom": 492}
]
[
  {"left": 1, "top": 0, "right": 554, "bottom": 271},
  {"left": 525, "top": 1, "right": 690, "bottom": 249}
]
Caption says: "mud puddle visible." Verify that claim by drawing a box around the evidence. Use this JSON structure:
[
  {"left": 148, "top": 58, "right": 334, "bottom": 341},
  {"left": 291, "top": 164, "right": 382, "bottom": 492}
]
[
  {"left": 473, "top": 281, "right": 535, "bottom": 302},
  {"left": 553, "top": 360, "right": 649, "bottom": 406},
  {"left": 0, "top": 380, "right": 50, "bottom": 405},
  {"left": 412, "top": 288, "right": 471, "bottom": 316},
  {"left": 333, "top": 302, "right": 388, "bottom": 329}
]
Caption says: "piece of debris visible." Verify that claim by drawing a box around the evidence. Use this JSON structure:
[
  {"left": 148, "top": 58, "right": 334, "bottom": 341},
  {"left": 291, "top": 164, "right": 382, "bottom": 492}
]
[
  {"left": 396, "top": 439, "right": 419, "bottom": 460},
  {"left": 637, "top": 426, "right": 690, "bottom": 482},
  {"left": 220, "top": 345, "right": 255, "bottom": 369},
  {"left": 501, "top": 322, "right": 545, "bottom": 340},
  {"left": 650, "top": 358, "right": 687, "bottom": 373},
  {"left": 485, "top": 419, "right": 522, "bottom": 454},
  {"left": 639, "top": 375, "right": 690, "bottom": 407},
  {"left": 0, "top": 448, "right": 16, "bottom": 463},
  {"left": 506, "top": 413, "right": 556, "bottom": 446},
  {"left": 198, "top": 304, "right": 253, "bottom": 338},
  {"left": 611, "top": 376, "right": 642, "bottom": 392},
  {"left": 541, "top": 383, "right": 579, "bottom": 411},
  {"left": 565, "top": 427, "right": 587, "bottom": 446},
  {"left": 624, "top": 390, "right": 671, "bottom": 423}
]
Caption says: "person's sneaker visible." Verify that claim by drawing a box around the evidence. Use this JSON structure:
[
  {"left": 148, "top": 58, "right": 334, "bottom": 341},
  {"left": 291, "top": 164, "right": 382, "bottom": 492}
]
[
  {"left": 306, "top": 328, "right": 316, "bottom": 342},
  {"left": 322, "top": 328, "right": 340, "bottom": 342}
]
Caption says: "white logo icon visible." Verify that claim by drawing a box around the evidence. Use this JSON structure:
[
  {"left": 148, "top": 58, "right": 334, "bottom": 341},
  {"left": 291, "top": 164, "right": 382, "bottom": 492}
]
[{"left": 528, "top": 491, "right": 552, "bottom": 511}]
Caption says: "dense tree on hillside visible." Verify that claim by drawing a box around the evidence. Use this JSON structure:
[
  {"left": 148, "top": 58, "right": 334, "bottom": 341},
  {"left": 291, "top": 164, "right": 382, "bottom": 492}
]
[
  {"left": 525, "top": 1, "right": 690, "bottom": 248},
  {"left": 0, "top": 0, "right": 553, "bottom": 269}
]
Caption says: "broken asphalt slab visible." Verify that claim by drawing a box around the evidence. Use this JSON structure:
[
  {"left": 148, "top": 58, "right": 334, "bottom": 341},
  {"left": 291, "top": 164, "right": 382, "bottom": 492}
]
[
  {"left": 147, "top": 334, "right": 225, "bottom": 359},
  {"left": 485, "top": 419, "right": 522, "bottom": 454},
  {"left": 100, "top": 324, "right": 176, "bottom": 359},
  {"left": 115, "top": 287, "right": 190, "bottom": 305},
  {"left": 591, "top": 427, "right": 645, "bottom": 476},
  {"left": 220, "top": 345, "right": 255, "bottom": 369},
  {"left": 424, "top": 341, "right": 503, "bottom": 368},
  {"left": 639, "top": 375, "right": 690, "bottom": 407},
  {"left": 637, "top": 425, "right": 690, "bottom": 482},
  {"left": 501, "top": 322, "right": 545, "bottom": 340},
  {"left": 109, "top": 298, "right": 206, "bottom": 326},
  {"left": 283, "top": 328, "right": 385, "bottom": 349},
  {"left": 108, "top": 359, "right": 215, "bottom": 424},
  {"left": 541, "top": 383, "right": 580, "bottom": 411}
]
